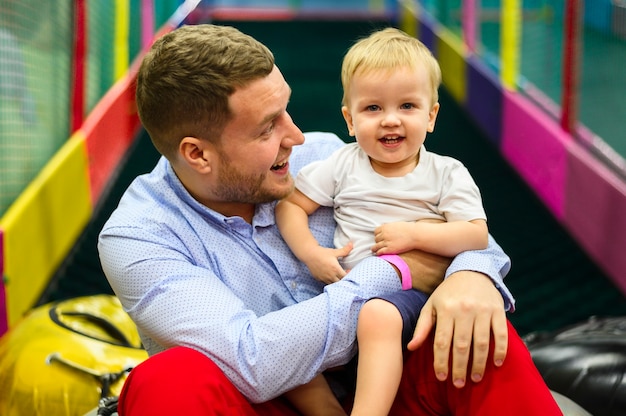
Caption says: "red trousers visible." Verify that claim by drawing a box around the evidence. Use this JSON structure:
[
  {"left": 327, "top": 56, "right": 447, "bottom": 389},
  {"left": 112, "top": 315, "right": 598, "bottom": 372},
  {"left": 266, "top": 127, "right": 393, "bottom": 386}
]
[{"left": 118, "top": 321, "right": 562, "bottom": 415}]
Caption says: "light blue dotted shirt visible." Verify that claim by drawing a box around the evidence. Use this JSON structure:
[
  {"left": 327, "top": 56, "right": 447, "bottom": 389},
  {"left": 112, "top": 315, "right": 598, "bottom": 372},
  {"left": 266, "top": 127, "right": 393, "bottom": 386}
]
[{"left": 98, "top": 131, "right": 513, "bottom": 403}]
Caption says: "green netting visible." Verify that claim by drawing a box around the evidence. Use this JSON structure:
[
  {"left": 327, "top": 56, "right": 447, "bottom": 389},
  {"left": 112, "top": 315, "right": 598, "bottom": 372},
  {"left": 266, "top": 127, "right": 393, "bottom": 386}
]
[
  {"left": 419, "top": 0, "right": 626, "bottom": 165},
  {"left": 130, "top": 0, "right": 142, "bottom": 63},
  {"left": 519, "top": 1, "right": 565, "bottom": 104},
  {"left": 420, "top": 0, "right": 566, "bottom": 101},
  {"left": 86, "top": 1, "right": 117, "bottom": 113},
  {"left": 0, "top": 0, "right": 183, "bottom": 218},
  {"left": 86, "top": 0, "right": 182, "bottom": 115},
  {"left": 0, "top": 0, "right": 73, "bottom": 217},
  {"left": 579, "top": 14, "right": 626, "bottom": 159},
  {"left": 421, "top": 0, "right": 463, "bottom": 32},
  {"left": 155, "top": 0, "right": 183, "bottom": 27}
]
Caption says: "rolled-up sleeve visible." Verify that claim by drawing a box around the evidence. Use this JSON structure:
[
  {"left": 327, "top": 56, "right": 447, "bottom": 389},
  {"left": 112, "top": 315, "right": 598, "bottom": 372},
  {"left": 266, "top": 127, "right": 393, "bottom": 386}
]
[{"left": 445, "top": 234, "right": 515, "bottom": 311}]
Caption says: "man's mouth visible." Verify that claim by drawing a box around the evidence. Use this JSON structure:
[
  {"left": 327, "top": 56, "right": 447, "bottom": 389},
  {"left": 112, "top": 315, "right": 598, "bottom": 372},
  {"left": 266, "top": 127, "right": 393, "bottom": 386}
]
[{"left": 271, "top": 161, "right": 288, "bottom": 171}]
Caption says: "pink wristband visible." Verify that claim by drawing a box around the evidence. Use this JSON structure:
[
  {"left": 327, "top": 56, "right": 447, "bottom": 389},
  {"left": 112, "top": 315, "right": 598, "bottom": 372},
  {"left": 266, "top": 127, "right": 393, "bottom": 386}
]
[{"left": 379, "top": 254, "right": 412, "bottom": 290}]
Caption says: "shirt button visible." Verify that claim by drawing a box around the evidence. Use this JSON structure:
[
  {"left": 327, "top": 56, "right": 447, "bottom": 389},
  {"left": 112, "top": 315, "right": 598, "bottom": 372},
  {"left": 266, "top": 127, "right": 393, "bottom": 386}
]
[{"left": 291, "top": 281, "right": 297, "bottom": 289}]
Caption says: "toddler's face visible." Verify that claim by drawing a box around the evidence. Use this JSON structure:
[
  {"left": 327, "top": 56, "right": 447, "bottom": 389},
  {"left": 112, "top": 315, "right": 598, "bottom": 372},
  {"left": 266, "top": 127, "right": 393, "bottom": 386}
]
[{"left": 342, "top": 65, "right": 439, "bottom": 175}]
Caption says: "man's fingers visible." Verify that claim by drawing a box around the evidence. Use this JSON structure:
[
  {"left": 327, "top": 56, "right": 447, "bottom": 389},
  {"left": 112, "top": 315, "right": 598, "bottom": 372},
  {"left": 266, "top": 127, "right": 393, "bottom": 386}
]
[
  {"left": 432, "top": 315, "right": 453, "bottom": 382},
  {"left": 491, "top": 310, "right": 508, "bottom": 367},
  {"left": 450, "top": 314, "right": 472, "bottom": 388},
  {"left": 407, "top": 302, "right": 434, "bottom": 351},
  {"left": 469, "top": 314, "right": 491, "bottom": 383}
]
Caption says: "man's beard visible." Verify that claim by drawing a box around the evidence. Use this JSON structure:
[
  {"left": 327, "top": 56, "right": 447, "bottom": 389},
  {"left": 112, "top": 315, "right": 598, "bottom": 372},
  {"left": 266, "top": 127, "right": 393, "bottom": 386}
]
[{"left": 213, "top": 163, "right": 294, "bottom": 204}]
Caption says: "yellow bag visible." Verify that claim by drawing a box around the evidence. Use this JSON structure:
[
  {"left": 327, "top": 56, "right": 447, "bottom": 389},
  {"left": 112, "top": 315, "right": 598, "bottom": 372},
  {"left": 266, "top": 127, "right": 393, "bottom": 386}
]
[{"left": 0, "top": 295, "right": 148, "bottom": 416}]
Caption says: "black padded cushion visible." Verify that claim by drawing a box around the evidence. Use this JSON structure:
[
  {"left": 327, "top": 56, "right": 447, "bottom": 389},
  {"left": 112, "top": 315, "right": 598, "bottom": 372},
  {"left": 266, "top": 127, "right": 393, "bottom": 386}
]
[{"left": 524, "top": 316, "right": 626, "bottom": 416}]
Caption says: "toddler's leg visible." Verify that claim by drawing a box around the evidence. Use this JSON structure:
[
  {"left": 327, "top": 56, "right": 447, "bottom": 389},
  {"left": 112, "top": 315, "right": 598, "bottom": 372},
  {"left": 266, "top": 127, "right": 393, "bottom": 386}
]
[
  {"left": 351, "top": 299, "right": 404, "bottom": 416},
  {"left": 284, "top": 374, "right": 347, "bottom": 416}
]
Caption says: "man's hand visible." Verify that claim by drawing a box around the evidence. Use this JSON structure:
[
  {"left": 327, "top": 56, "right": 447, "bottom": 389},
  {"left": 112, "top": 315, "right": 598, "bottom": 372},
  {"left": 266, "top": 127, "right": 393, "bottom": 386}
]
[{"left": 407, "top": 271, "right": 508, "bottom": 388}]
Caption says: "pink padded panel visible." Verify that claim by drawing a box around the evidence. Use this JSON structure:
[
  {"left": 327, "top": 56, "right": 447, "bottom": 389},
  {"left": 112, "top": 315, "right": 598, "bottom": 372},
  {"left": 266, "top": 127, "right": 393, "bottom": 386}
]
[
  {"left": 501, "top": 90, "right": 568, "bottom": 220},
  {"left": 565, "top": 142, "right": 626, "bottom": 294}
]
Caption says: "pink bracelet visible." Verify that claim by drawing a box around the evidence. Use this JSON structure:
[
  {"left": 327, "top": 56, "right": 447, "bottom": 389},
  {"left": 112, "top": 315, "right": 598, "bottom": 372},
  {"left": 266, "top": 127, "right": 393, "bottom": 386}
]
[{"left": 379, "top": 254, "right": 412, "bottom": 290}]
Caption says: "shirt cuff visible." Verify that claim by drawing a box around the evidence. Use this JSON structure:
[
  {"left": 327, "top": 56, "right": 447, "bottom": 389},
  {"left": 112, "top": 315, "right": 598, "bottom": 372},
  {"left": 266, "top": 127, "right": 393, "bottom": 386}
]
[{"left": 445, "top": 237, "right": 515, "bottom": 312}]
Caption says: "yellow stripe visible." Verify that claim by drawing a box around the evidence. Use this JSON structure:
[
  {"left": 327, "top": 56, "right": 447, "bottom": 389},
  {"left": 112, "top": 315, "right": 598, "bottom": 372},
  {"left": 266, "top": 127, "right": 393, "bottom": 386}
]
[
  {"left": 398, "top": 0, "right": 419, "bottom": 38},
  {"left": 114, "top": 0, "right": 130, "bottom": 81},
  {"left": 438, "top": 27, "right": 467, "bottom": 103},
  {"left": 1, "top": 132, "right": 92, "bottom": 327},
  {"left": 501, "top": 0, "right": 520, "bottom": 91}
]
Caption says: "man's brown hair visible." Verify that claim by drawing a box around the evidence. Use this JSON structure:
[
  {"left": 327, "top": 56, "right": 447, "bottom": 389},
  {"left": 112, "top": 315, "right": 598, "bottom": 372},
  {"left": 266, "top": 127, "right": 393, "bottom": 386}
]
[{"left": 136, "top": 24, "right": 275, "bottom": 159}]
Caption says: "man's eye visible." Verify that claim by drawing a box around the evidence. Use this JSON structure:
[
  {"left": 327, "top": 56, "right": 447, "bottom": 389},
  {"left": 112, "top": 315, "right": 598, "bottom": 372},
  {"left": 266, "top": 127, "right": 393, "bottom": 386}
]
[{"left": 262, "top": 123, "right": 275, "bottom": 136}]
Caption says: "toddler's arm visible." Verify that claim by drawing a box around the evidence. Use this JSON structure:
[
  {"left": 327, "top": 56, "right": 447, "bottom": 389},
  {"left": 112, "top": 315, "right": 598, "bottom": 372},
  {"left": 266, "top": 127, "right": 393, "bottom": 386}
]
[
  {"left": 276, "top": 189, "right": 352, "bottom": 283},
  {"left": 373, "top": 219, "right": 488, "bottom": 258}
]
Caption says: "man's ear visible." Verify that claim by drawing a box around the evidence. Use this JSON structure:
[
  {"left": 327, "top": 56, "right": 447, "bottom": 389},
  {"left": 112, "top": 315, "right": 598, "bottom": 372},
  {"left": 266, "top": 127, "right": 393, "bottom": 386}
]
[{"left": 179, "top": 136, "right": 213, "bottom": 174}]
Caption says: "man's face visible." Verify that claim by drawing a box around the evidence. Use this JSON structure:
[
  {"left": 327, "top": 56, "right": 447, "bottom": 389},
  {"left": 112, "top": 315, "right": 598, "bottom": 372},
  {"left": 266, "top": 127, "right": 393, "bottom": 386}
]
[{"left": 211, "top": 66, "right": 305, "bottom": 205}]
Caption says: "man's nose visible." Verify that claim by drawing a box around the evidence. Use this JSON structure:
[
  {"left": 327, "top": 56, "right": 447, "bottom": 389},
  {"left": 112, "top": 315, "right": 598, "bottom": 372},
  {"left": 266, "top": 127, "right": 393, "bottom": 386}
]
[{"left": 283, "top": 112, "right": 305, "bottom": 146}]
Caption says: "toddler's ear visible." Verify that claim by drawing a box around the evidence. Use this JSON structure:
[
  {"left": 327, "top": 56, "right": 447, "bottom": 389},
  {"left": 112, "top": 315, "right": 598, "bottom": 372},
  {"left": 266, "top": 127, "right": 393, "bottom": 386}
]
[
  {"left": 428, "top": 102, "right": 440, "bottom": 133},
  {"left": 341, "top": 106, "right": 355, "bottom": 136}
]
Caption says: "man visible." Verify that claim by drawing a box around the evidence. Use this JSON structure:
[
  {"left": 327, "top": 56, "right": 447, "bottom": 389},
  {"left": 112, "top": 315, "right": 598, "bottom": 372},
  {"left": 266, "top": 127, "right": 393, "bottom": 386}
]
[{"left": 98, "top": 24, "right": 561, "bottom": 414}]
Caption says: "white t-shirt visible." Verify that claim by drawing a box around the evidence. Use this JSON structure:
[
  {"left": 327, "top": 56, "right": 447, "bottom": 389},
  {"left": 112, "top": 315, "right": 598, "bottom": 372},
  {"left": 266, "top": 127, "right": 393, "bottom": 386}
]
[{"left": 296, "top": 143, "right": 487, "bottom": 269}]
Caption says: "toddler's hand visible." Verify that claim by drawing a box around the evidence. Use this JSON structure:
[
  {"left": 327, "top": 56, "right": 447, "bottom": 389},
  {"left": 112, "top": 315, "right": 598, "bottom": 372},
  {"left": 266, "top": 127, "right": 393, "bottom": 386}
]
[
  {"left": 372, "top": 222, "right": 415, "bottom": 255},
  {"left": 303, "top": 242, "right": 353, "bottom": 284}
]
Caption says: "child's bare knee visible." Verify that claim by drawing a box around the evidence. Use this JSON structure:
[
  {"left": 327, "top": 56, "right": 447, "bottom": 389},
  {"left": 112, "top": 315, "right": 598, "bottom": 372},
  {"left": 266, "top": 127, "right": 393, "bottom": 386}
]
[{"left": 359, "top": 299, "right": 402, "bottom": 328}]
